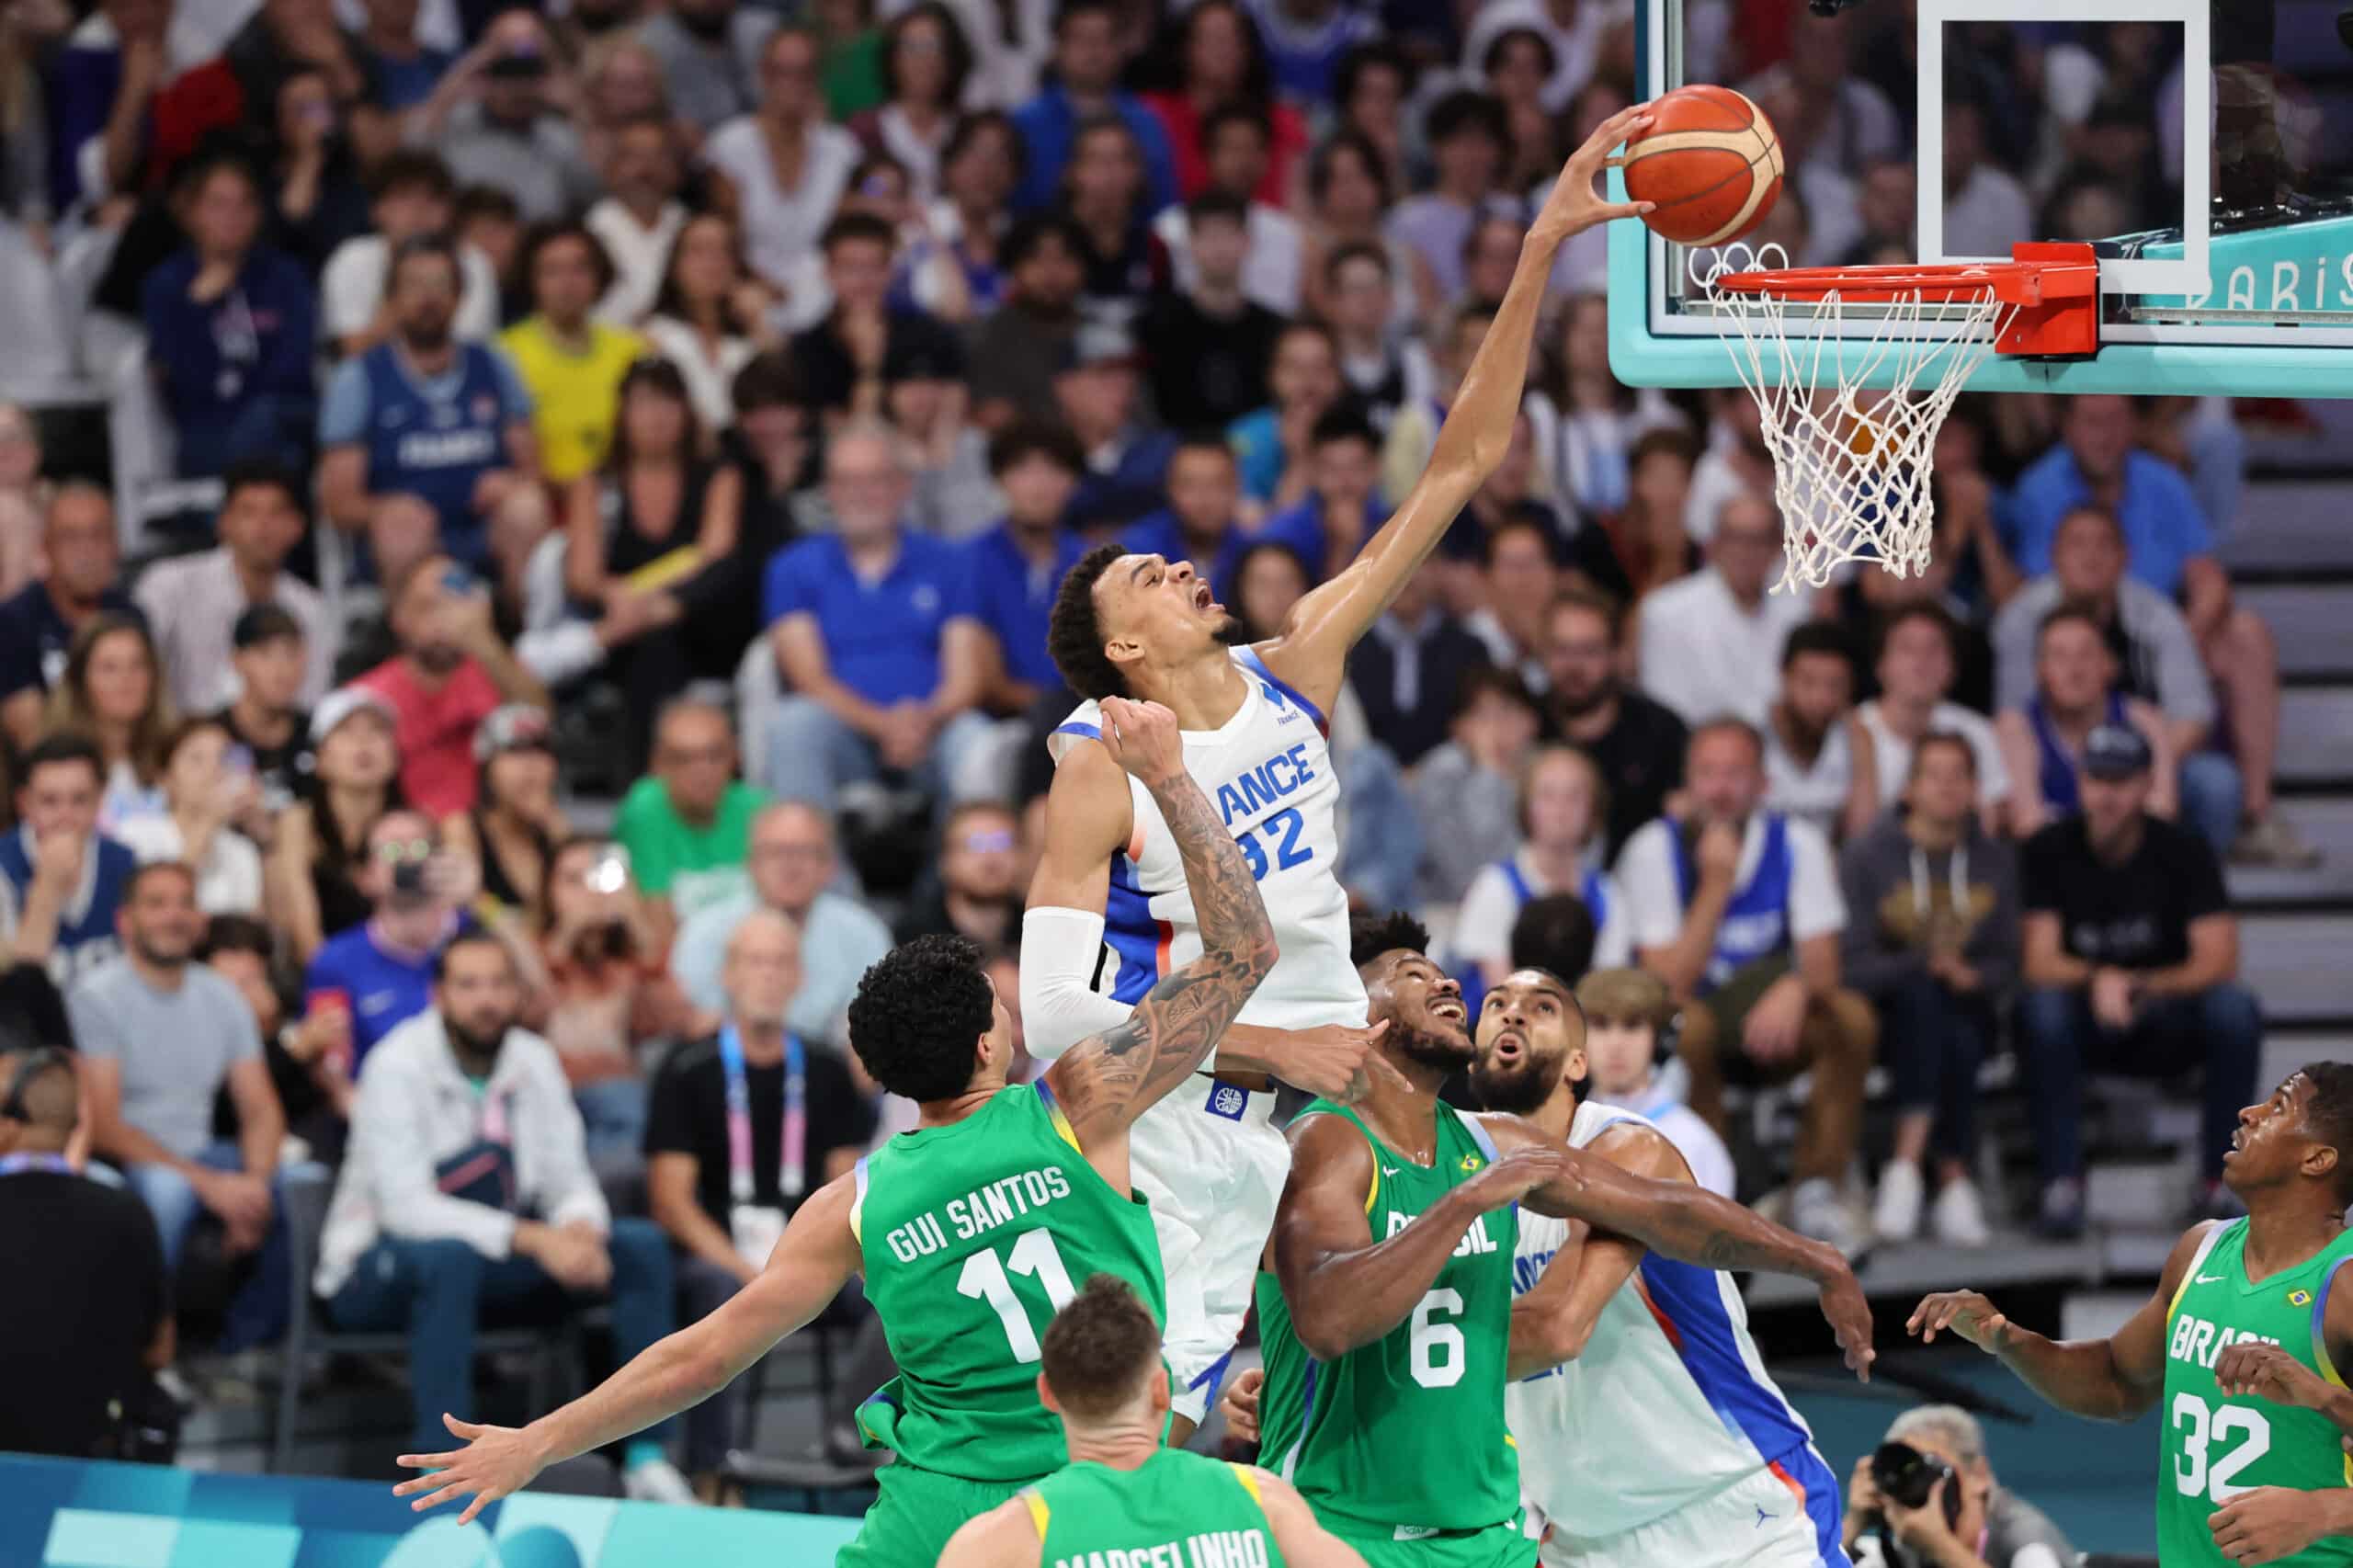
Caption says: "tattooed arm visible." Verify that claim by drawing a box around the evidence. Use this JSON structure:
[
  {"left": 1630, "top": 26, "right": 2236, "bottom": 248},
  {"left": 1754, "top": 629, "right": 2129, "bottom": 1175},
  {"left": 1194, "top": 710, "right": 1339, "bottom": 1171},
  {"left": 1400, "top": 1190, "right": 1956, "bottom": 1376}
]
[
  {"left": 1044, "top": 698, "right": 1279, "bottom": 1188},
  {"left": 1483, "top": 1114, "right": 1878, "bottom": 1379}
]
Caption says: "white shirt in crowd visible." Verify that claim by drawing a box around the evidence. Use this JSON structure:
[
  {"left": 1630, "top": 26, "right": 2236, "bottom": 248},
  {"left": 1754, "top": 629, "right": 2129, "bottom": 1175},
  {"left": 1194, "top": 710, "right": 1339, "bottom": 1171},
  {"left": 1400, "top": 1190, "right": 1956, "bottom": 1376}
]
[
  {"left": 1761, "top": 718, "right": 1856, "bottom": 841},
  {"left": 1452, "top": 847, "right": 1634, "bottom": 976},
  {"left": 321, "top": 236, "right": 504, "bottom": 346},
  {"left": 1856, "top": 699, "right": 2012, "bottom": 814},
  {"left": 1153, "top": 203, "right": 1306, "bottom": 318},
  {"left": 117, "top": 815, "right": 265, "bottom": 916},
  {"left": 703, "top": 117, "right": 861, "bottom": 290},
  {"left": 315, "top": 1010, "right": 608, "bottom": 1298},
  {"left": 1615, "top": 810, "right": 1847, "bottom": 955},
  {"left": 1587, "top": 1083, "right": 1738, "bottom": 1199},
  {"left": 1635, "top": 566, "right": 1813, "bottom": 726},
  {"left": 642, "top": 317, "right": 756, "bottom": 433},
  {"left": 587, "top": 199, "right": 688, "bottom": 326},
  {"left": 132, "top": 547, "right": 337, "bottom": 714}
]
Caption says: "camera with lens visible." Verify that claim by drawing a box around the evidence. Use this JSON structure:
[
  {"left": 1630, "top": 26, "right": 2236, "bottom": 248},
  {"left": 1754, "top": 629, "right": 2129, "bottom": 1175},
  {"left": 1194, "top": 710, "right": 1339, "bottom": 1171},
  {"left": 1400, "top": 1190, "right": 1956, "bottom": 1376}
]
[{"left": 1870, "top": 1442, "right": 1964, "bottom": 1544}]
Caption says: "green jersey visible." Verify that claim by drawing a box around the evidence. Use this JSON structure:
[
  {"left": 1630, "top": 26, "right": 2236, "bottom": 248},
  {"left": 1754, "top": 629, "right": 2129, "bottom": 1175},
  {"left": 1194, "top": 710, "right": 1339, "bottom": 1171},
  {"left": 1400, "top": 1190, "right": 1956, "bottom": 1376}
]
[
  {"left": 1253, "top": 1099, "right": 1520, "bottom": 1535},
  {"left": 1023, "top": 1449, "right": 1287, "bottom": 1568},
  {"left": 850, "top": 1081, "right": 1165, "bottom": 1482},
  {"left": 2158, "top": 1219, "right": 2353, "bottom": 1567}
]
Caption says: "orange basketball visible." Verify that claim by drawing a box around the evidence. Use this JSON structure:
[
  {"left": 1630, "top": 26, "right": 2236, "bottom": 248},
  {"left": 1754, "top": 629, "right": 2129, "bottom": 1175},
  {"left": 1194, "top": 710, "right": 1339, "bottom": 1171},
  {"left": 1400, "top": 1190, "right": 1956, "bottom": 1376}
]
[{"left": 1621, "top": 85, "right": 1785, "bottom": 247}]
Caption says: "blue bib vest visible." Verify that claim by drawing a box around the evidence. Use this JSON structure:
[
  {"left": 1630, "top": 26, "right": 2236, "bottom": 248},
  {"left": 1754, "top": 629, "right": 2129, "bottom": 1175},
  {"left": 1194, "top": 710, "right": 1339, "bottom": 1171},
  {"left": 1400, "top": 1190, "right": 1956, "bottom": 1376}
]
[
  {"left": 0, "top": 834, "right": 133, "bottom": 986},
  {"left": 1666, "top": 814, "right": 1794, "bottom": 993},
  {"left": 1457, "top": 858, "right": 1614, "bottom": 1017},
  {"left": 361, "top": 342, "right": 508, "bottom": 565},
  {"left": 2026, "top": 692, "right": 2127, "bottom": 813}
]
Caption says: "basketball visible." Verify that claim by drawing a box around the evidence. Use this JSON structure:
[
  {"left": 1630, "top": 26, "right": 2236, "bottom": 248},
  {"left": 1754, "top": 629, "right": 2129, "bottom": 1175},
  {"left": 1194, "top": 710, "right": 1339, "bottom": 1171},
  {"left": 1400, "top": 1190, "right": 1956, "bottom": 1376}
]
[{"left": 1621, "top": 85, "right": 1785, "bottom": 247}]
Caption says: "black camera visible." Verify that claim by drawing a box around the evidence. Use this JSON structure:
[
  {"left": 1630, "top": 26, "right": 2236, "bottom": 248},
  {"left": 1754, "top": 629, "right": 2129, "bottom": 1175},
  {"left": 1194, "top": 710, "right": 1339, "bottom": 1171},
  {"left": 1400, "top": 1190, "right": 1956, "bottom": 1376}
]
[{"left": 1871, "top": 1442, "right": 1963, "bottom": 1530}]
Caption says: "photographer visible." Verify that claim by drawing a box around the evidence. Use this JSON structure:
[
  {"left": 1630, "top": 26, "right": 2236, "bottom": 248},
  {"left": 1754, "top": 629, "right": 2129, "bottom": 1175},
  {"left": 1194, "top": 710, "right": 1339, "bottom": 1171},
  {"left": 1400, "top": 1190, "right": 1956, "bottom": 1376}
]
[
  {"left": 1843, "top": 1406, "right": 2075, "bottom": 1568},
  {"left": 528, "top": 837, "right": 699, "bottom": 1172},
  {"left": 302, "top": 810, "right": 487, "bottom": 1067}
]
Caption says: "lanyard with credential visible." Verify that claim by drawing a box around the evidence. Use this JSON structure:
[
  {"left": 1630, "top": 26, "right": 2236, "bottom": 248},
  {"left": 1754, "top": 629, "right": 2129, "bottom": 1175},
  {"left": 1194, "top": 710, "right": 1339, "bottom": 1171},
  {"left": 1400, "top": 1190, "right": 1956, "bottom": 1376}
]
[
  {"left": 0, "top": 1153, "right": 73, "bottom": 1176},
  {"left": 719, "top": 1024, "right": 806, "bottom": 1204}
]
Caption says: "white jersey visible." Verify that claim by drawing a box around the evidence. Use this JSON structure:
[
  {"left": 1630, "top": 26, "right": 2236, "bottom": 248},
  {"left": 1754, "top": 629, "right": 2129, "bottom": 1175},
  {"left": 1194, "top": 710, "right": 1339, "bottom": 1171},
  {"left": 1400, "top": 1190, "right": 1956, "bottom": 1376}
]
[
  {"left": 1507, "top": 1101, "right": 1826, "bottom": 1543},
  {"left": 1048, "top": 647, "right": 1368, "bottom": 1031}
]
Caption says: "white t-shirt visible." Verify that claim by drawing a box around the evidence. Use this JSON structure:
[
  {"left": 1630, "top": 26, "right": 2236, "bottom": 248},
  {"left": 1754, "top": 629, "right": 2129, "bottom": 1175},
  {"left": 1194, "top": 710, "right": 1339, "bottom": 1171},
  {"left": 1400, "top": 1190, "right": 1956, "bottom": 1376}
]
[
  {"left": 1858, "top": 699, "right": 2011, "bottom": 810},
  {"left": 1762, "top": 716, "right": 1855, "bottom": 840},
  {"left": 1635, "top": 567, "right": 1813, "bottom": 726},
  {"left": 116, "top": 815, "right": 265, "bottom": 917},
  {"left": 1453, "top": 847, "right": 1633, "bottom": 975},
  {"left": 641, "top": 316, "right": 756, "bottom": 433},
  {"left": 586, "top": 199, "right": 688, "bottom": 326},
  {"left": 703, "top": 117, "right": 860, "bottom": 289},
  {"left": 321, "top": 236, "right": 503, "bottom": 345},
  {"left": 1616, "top": 811, "right": 1847, "bottom": 956}
]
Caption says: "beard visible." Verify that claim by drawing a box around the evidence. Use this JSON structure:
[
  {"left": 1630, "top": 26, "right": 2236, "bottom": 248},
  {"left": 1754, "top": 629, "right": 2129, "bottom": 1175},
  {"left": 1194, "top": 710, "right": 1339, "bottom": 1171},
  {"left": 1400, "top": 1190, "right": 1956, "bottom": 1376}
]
[
  {"left": 414, "top": 642, "right": 466, "bottom": 675},
  {"left": 447, "top": 1014, "right": 511, "bottom": 1059},
  {"left": 401, "top": 317, "right": 454, "bottom": 354},
  {"left": 1392, "top": 1017, "right": 1475, "bottom": 1071},
  {"left": 1469, "top": 1051, "right": 1558, "bottom": 1116},
  {"left": 1552, "top": 673, "right": 1617, "bottom": 720},
  {"left": 130, "top": 933, "right": 191, "bottom": 971},
  {"left": 1212, "top": 613, "right": 1250, "bottom": 647}
]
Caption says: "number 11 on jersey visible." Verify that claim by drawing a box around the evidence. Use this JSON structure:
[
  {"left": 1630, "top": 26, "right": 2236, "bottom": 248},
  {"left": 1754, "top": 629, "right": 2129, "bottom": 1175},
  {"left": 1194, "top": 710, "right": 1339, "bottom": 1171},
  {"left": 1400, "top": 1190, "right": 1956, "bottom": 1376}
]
[{"left": 956, "top": 1229, "right": 1080, "bottom": 1362}]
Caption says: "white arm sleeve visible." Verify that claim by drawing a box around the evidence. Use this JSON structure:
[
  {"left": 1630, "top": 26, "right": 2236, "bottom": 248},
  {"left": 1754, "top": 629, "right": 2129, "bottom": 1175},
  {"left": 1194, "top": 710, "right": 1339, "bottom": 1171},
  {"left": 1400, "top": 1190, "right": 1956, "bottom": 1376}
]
[{"left": 1019, "top": 906, "right": 1135, "bottom": 1062}]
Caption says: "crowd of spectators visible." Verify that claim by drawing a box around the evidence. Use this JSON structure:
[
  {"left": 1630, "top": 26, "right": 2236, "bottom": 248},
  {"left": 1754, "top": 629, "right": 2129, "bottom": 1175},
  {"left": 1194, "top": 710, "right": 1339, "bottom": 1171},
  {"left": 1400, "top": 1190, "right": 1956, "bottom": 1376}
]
[{"left": 0, "top": 0, "right": 2311, "bottom": 1497}]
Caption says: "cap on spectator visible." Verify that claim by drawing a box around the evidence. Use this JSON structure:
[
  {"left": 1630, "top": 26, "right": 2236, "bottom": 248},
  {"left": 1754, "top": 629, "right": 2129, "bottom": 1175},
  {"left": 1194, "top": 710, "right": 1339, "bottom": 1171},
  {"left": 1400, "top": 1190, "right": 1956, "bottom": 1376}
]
[
  {"left": 232, "top": 603, "right": 303, "bottom": 650},
  {"left": 311, "top": 686, "right": 397, "bottom": 744},
  {"left": 474, "top": 703, "right": 553, "bottom": 763},
  {"left": 2082, "top": 722, "right": 2154, "bottom": 780},
  {"left": 1574, "top": 967, "right": 1671, "bottom": 1028},
  {"left": 1055, "top": 322, "right": 1140, "bottom": 376}
]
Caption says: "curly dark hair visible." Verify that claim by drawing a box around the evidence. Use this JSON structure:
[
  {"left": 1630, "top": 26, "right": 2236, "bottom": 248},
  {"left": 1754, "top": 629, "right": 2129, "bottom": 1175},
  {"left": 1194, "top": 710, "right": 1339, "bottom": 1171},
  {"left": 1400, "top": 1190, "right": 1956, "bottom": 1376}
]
[
  {"left": 2298, "top": 1061, "right": 2353, "bottom": 1205},
  {"left": 1047, "top": 541, "right": 1131, "bottom": 701},
  {"left": 847, "top": 935, "right": 997, "bottom": 1102},
  {"left": 1350, "top": 910, "right": 1431, "bottom": 969}
]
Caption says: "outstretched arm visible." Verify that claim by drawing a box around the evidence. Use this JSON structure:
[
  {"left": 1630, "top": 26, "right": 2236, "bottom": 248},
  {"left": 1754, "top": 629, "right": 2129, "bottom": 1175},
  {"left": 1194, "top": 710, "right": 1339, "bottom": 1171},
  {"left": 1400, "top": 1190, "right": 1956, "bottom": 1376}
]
[
  {"left": 1256, "top": 105, "right": 1654, "bottom": 713},
  {"left": 1044, "top": 699, "right": 1279, "bottom": 1164},
  {"left": 1275, "top": 1116, "right": 1566, "bottom": 1361},
  {"left": 1908, "top": 1221, "right": 2209, "bottom": 1422},
  {"left": 1507, "top": 1123, "right": 1685, "bottom": 1379},
  {"left": 392, "top": 1176, "right": 863, "bottom": 1521},
  {"left": 1483, "top": 1114, "right": 1876, "bottom": 1378}
]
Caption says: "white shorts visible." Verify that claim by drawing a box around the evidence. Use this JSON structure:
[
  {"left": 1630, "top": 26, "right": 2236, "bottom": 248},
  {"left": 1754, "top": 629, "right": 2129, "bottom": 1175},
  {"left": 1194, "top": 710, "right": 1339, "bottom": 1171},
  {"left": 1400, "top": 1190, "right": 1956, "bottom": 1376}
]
[
  {"left": 1540, "top": 1456, "right": 1852, "bottom": 1568},
  {"left": 1126, "top": 1074, "right": 1289, "bottom": 1426}
]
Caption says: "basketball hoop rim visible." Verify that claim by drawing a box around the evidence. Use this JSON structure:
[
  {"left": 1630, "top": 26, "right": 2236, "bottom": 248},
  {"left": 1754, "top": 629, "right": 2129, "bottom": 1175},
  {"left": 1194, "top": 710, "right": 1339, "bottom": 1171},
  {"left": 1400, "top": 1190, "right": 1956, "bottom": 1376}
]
[{"left": 1705, "top": 243, "right": 2102, "bottom": 312}]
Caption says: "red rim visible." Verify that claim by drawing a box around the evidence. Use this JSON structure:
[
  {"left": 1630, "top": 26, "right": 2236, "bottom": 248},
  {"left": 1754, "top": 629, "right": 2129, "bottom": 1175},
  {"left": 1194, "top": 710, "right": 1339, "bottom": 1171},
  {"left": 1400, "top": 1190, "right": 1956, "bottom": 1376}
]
[{"left": 1710, "top": 245, "right": 2102, "bottom": 310}]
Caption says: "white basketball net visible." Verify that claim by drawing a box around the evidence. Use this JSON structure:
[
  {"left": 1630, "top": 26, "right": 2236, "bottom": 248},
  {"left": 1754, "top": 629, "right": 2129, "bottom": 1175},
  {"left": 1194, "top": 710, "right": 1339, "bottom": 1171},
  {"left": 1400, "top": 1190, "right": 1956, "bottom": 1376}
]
[{"left": 1695, "top": 244, "right": 2021, "bottom": 593}]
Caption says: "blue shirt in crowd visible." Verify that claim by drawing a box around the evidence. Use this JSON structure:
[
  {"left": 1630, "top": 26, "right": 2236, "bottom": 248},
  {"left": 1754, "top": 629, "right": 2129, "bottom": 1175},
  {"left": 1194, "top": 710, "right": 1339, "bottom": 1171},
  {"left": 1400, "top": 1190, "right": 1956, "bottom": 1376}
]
[
  {"left": 2006, "top": 446, "right": 2213, "bottom": 598},
  {"left": 0, "top": 583, "right": 142, "bottom": 706},
  {"left": 140, "top": 246, "right": 319, "bottom": 479},
  {"left": 969, "top": 522, "right": 1087, "bottom": 691},
  {"left": 304, "top": 922, "right": 438, "bottom": 1067},
  {"left": 1009, "top": 85, "right": 1179, "bottom": 215},
  {"left": 318, "top": 340, "right": 534, "bottom": 567},
  {"left": 1120, "top": 507, "right": 1326, "bottom": 607},
  {"left": 764, "top": 529, "right": 979, "bottom": 706}
]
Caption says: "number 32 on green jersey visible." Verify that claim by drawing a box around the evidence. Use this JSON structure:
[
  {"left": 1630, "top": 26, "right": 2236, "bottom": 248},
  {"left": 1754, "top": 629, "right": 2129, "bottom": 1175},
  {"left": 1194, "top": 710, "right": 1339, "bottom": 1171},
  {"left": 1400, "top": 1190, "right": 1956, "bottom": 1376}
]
[
  {"left": 2171, "top": 1392, "right": 2271, "bottom": 1502},
  {"left": 957, "top": 1228, "right": 1079, "bottom": 1361}
]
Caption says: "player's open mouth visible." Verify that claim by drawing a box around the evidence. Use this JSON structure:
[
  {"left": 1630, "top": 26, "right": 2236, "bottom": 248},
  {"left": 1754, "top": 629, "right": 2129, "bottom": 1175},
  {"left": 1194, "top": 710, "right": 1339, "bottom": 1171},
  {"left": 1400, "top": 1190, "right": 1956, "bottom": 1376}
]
[
  {"left": 1429, "top": 998, "right": 1466, "bottom": 1023},
  {"left": 1193, "top": 582, "right": 1216, "bottom": 612},
  {"left": 1488, "top": 1029, "right": 1525, "bottom": 1059}
]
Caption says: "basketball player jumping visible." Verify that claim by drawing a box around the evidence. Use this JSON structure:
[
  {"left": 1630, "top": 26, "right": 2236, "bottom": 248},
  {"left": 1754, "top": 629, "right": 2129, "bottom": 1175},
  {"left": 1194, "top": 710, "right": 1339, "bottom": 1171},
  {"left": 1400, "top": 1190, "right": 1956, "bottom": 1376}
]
[
  {"left": 1243, "top": 915, "right": 1871, "bottom": 1568},
  {"left": 1912, "top": 1064, "right": 2353, "bottom": 1568},
  {"left": 939, "top": 1273, "right": 1368, "bottom": 1568},
  {"left": 1470, "top": 966, "right": 1855, "bottom": 1568},
  {"left": 391, "top": 700, "right": 1285, "bottom": 1567},
  {"left": 1023, "top": 100, "right": 1660, "bottom": 1442}
]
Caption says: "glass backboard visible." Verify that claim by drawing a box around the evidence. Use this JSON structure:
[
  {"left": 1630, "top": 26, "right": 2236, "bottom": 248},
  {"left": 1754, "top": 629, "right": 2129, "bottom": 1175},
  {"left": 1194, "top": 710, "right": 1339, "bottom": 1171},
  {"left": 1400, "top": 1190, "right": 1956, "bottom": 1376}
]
[{"left": 1609, "top": 0, "right": 2353, "bottom": 394}]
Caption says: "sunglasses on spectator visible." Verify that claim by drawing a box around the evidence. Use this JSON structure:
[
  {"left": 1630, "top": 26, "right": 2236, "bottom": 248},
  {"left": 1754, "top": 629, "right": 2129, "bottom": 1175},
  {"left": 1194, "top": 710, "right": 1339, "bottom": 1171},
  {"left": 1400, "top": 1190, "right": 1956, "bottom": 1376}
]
[
  {"left": 374, "top": 837, "right": 434, "bottom": 864},
  {"left": 959, "top": 828, "right": 1017, "bottom": 854}
]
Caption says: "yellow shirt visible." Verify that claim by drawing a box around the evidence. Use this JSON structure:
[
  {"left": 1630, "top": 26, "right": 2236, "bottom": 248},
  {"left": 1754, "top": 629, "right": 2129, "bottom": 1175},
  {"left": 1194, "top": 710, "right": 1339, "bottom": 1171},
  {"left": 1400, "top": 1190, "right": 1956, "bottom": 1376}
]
[{"left": 497, "top": 318, "right": 646, "bottom": 483}]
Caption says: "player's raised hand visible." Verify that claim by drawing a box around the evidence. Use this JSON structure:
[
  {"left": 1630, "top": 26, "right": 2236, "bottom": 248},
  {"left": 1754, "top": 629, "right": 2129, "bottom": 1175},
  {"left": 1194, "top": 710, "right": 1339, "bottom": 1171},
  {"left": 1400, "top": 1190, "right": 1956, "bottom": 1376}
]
[
  {"left": 1272, "top": 1019, "right": 1398, "bottom": 1104},
  {"left": 1097, "top": 697, "right": 1186, "bottom": 786},
  {"left": 1219, "top": 1367, "right": 1265, "bottom": 1445},
  {"left": 1463, "top": 1142, "right": 1574, "bottom": 1212},
  {"left": 1815, "top": 1262, "right": 1876, "bottom": 1382},
  {"left": 392, "top": 1413, "right": 551, "bottom": 1524},
  {"left": 1530, "top": 102, "right": 1656, "bottom": 244},
  {"left": 2215, "top": 1341, "right": 2334, "bottom": 1411},
  {"left": 1907, "top": 1290, "right": 2013, "bottom": 1352}
]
